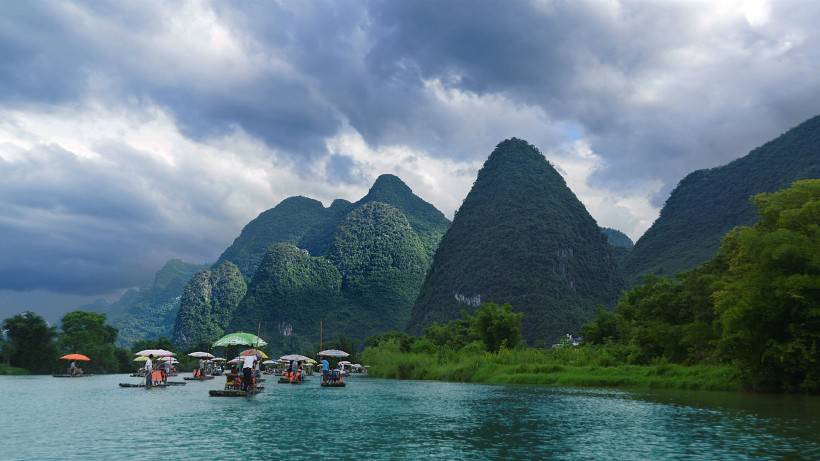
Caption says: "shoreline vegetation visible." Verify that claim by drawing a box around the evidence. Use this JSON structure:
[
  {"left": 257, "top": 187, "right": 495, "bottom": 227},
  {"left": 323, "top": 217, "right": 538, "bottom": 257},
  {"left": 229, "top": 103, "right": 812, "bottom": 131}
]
[
  {"left": 0, "top": 363, "right": 28, "bottom": 375},
  {"left": 364, "top": 179, "right": 819, "bottom": 395},
  {"left": 362, "top": 346, "right": 739, "bottom": 391}
]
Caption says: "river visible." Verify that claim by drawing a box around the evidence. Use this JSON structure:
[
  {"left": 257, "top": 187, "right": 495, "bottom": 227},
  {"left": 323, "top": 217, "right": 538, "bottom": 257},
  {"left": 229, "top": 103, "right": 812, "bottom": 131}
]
[{"left": 1, "top": 374, "right": 818, "bottom": 460}]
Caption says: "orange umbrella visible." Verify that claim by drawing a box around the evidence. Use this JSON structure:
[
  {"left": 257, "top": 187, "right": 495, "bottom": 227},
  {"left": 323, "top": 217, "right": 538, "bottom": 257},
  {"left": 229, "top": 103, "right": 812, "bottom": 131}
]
[{"left": 60, "top": 353, "right": 91, "bottom": 361}]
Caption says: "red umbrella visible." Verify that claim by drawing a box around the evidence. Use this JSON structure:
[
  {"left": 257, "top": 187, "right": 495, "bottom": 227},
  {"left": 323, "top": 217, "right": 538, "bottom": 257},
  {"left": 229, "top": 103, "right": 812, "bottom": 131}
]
[{"left": 60, "top": 353, "right": 91, "bottom": 361}]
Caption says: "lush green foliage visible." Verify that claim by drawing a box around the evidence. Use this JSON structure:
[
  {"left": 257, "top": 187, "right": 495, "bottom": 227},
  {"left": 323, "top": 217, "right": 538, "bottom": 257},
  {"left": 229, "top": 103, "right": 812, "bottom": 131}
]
[
  {"left": 626, "top": 115, "right": 820, "bottom": 283},
  {"left": 1, "top": 312, "right": 58, "bottom": 373},
  {"left": 713, "top": 180, "right": 820, "bottom": 392},
  {"left": 370, "top": 302, "right": 522, "bottom": 354},
  {"left": 79, "top": 259, "right": 206, "bottom": 346},
  {"left": 411, "top": 138, "right": 623, "bottom": 345},
  {"left": 585, "top": 180, "right": 820, "bottom": 392},
  {"left": 362, "top": 342, "right": 738, "bottom": 391},
  {"left": 229, "top": 243, "right": 344, "bottom": 354},
  {"left": 172, "top": 262, "right": 247, "bottom": 349},
  {"left": 177, "top": 174, "right": 449, "bottom": 356},
  {"left": 601, "top": 227, "right": 633, "bottom": 249},
  {"left": 352, "top": 174, "right": 450, "bottom": 256},
  {"left": 1, "top": 310, "right": 134, "bottom": 374},
  {"left": 0, "top": 363, "right": 28, "bottom": 375},
  {"left": 230, "top": 202, "right": 431, "bottom": 355},
  {"left": 58, "top": 311, "right": 131, "bottom": 373},
  {"left": 216, "top": 196, "right": 331, "bottom": 278}
]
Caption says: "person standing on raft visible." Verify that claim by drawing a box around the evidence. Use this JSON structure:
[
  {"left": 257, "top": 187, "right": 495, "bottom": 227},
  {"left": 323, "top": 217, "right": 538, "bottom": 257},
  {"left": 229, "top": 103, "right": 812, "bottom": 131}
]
[
  {"left": 144, "top": 354, "right": 153, "bottom": 387},
  {"left": 241, "top": 355, "right": 256, "bottom": 391}
]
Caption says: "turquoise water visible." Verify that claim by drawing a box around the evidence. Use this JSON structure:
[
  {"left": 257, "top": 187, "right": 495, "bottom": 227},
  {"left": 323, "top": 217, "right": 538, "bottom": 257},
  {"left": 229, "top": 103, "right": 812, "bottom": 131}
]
[{"left": 1, "top": 374, "right": 818, "bottom": 460}]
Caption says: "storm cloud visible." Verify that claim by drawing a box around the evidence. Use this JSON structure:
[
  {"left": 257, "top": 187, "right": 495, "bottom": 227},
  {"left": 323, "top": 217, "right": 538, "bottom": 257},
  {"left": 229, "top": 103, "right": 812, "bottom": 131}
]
[{"left": 1, "top": 0, "right": 819, "bottom": 312}]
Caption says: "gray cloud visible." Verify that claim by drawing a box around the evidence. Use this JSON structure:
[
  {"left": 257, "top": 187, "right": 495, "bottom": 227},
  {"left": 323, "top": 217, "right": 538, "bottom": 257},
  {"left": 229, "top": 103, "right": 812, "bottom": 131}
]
[{"left": 1, "top": 0, "right": 819, "bottom": 304}]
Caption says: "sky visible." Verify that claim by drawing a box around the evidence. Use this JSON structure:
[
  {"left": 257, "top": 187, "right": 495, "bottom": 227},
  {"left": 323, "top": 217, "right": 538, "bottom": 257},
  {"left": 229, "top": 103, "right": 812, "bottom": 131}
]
[{"left": 2, "top": 0, "right": 819, "bottom": 321}]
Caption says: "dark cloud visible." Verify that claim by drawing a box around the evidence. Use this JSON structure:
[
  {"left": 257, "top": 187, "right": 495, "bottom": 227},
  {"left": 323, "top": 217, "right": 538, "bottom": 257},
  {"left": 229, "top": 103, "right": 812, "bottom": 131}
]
[{"left": 1, "top": 0, "right": 819, "bottom": 303}]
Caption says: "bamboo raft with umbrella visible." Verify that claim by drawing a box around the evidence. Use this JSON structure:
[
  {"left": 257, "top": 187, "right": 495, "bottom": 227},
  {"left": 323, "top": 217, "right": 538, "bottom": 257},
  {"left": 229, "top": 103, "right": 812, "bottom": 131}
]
[
  {"left": 119, "top": 383, "right": 169, "bottom": 388},
  {"left": 54, "top": 353, "right": 92, "bottom": 377},
  {"left": 208, "top": 332, "right": 268, "bottom": 398},
  {"left": 318, "top": 349, "right": 349, "bottom": 387}
]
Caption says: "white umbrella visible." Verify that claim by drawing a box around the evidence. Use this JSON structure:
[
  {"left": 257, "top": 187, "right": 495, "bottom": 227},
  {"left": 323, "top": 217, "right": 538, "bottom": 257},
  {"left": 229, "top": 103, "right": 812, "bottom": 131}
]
[
  {"left": 210, "top": 357, "right": 226, "bottom": 362},
  {"left": 339, "top": 360, "right": 352, "bottom": 366},
  {"left": 188, "top": 352, "right": 214, "bottom": 359},
  {"left": 318, "top": 349, "right": 349, "bottom": 358},
  {"left": 227, "top": 357, "right": 243, "bottom": 365},
  {"left": 135, "top": 349, "right": 175, "bottom": 357},
  {"left": 280, "top": 354, "right": 311, "bottom": 362},
  {"left": 262, "top": 360, "right": 276, "bottom": 365},
  {"left": 160, "top": 357, "right": 179, "bottom": 363}
]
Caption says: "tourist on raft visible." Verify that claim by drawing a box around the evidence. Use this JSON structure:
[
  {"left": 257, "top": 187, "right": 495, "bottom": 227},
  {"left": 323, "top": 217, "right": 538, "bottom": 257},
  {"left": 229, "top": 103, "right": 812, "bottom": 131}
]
[
  {"left": 241, "top": 355, "right": 256, "bottom": 392},
  {"left": 144, "top": 354, "right": 153, "bottom": 387}
]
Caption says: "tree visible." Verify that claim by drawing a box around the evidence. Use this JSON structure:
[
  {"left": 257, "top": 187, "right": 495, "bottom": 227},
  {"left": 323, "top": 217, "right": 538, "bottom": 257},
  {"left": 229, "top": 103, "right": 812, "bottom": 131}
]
[
  {"left": 1, "top": 312, "right": 57, "bottom": 373},
  {"left": 58, "top": 311, "right": 124, "bottom": 373},
  {"left": 714, "top": 179, "right": 820, "bottom": 392},
  {"left": 471, "top": 303, "right": 523, "bottom": 352}
]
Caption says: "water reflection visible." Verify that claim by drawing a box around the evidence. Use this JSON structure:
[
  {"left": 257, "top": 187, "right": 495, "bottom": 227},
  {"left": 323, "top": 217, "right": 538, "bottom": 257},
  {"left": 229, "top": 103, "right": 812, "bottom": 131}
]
[{"left": 0, "top": 375, "right": 817, "bottom": 460}]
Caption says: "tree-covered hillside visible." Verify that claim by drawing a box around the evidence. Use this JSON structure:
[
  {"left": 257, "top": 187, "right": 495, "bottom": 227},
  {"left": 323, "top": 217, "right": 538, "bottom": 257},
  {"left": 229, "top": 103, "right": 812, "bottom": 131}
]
[
  {"left": 229, "top": 202, "right": 430, "bottom": 354},
  {"left": 601, "top": 228, "right": 633, "bottom": 249},
  {"left": 410, "top": 138, "right": 623, "bottom": 345},
  {"left": 174, "top": 175, "right": 449, "bottom": 351},
  {"left": 82, "top": 259, "right": 207, "bottom": 347},
  {"left": 172, "top": 261, "right": 247, "bottom": 350},
  {"left": 353, "top": 174, "right": 450, "bottom": 256},
  {"left": 601, "top": 227, "right": 633, "bottom": 269},
  {"left": 625, "top": 114, "right": 820, "bottom": 283},
  {"left": 215, "top": 196, "right": 331, "bottom": 278}
]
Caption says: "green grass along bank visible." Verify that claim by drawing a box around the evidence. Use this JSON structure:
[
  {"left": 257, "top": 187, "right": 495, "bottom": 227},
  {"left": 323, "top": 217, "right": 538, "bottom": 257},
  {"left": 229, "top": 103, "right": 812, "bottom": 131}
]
[{"left": 361, "top": 345, "right": 739, "bottom": 391}]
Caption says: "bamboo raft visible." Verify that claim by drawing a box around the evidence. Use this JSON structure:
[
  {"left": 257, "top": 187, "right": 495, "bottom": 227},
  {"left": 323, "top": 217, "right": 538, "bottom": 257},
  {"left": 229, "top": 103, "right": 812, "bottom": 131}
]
[
  {"left": 209, "top": 387, "right": 264, "bottom": 397},
  {"left": 52, "top": 374, "right": 92, "bottom": 378},
  {"left": 184, "top": 376, "right": 215, "bottom": 381},
  {"left": 118, "top": 383, "right": 169, "bottom": 388},
  {"left": 278, "top": 378, "right": 302, "bottom": 384},
  {"left": 320, "top": 382, "right": 346, "bottom": 387}
]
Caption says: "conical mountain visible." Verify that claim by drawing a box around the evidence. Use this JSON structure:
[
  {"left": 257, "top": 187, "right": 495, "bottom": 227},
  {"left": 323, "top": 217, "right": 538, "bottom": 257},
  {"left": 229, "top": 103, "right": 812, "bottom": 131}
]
[
  {"left": 409, "top": 138, "right": 623, "bottom": 345},
  {"left": 625, "top": 114, "right": 820, "bottom": 283},
  {"left": 354, "top": 174, "right": 450, "bottom": 254}
]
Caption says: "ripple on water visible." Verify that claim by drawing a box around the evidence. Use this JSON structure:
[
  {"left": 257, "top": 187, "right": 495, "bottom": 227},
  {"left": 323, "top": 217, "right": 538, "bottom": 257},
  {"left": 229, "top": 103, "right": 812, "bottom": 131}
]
[{"left": 0, "top": 375, "right": 818, "bottom": 460}]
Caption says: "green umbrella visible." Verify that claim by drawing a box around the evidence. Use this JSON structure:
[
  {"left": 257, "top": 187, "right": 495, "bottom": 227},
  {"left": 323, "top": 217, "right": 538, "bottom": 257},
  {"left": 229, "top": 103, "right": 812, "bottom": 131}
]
[
  {"left": 212, "top": 332, "right": 267, "bottom": 348},
  {"left": 133, "top": 356, "right": 148, "bottom": 362}
]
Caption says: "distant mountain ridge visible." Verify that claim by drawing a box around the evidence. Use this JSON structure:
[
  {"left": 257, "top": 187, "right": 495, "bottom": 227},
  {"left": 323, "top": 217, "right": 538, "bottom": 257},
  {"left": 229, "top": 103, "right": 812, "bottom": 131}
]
[
  {"left": 172, "top": 175, "right": 449, "bottom": 351},
  {"left": 625, "top": 114, "right": 820, "bottom": 282},
  {"left": 410, "top": 138, "right": 623, "bottom": 345},
  {"left": 80, "top": 259, "right": 207, "bottom": 346}
]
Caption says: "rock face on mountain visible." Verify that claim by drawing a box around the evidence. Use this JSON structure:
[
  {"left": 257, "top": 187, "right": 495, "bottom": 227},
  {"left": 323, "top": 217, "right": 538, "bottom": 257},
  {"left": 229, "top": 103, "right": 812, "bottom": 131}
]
[
  {"left": 82, "top": 259, "right": 207, "bottom": 347},
  {"left": 625, "top": 114, "right": 820, "bottom": 283},
  {"left": 172, "top": 262, "right": 246, "bottom": 349},
  {"left": 174, "top": 175, "right": 449, "bottom": 351},
  {"left": 409, "top": 138, "right": 623, "bottom": 345}
]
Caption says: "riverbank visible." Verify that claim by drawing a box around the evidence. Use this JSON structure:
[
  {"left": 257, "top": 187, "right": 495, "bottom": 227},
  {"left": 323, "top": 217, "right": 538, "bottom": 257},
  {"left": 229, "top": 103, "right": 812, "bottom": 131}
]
[
  {"left": 0, "top": 363, "right": 28, "bottom": 375},
  {"left": 361, "top": 345, "right": 740, "bottom": 391}
]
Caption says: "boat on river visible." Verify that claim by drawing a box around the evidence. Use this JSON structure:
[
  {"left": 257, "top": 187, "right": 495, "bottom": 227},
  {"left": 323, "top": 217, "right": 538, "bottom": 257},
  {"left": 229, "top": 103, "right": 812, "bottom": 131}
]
[
  {"left": 184, "top": 375, "right": 214, "bottom": 381},
  {"left": 52, "top": 374, "right": 92, "bottom": 378},
  {"left": 118, "top": 383, "right": 169, "bottom": 388},
  {"left": 209, "top": 387, "right": 264, "bottom": 397}
]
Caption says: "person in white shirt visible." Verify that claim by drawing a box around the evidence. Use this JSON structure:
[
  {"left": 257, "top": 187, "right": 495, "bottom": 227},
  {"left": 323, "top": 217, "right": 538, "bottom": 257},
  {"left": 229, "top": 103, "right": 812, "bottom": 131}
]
[
  {"left": 241, "top": 355, "right": 256, "bottom": 391},
  {"left": 144, "top": 355, "right": 153, "bottom": 387}
]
